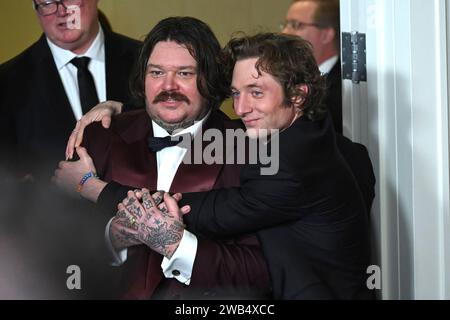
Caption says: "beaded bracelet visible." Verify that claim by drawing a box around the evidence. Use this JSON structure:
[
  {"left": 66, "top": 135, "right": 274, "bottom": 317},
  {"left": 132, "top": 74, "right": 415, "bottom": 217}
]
[{"left": 76, "top": 171, "right": 98, "bottom": 193}]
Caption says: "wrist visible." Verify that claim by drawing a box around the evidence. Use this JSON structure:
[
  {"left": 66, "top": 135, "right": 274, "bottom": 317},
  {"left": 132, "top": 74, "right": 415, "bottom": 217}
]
[
  {"left": 80, "top": 175, "right": 107, "bottom": 203},
  {"left": 163, "top": 229, "right": 185, "bottom": 259},
  {"left": 165, "top": 241, "right": 181, "bottom": 260},
  {"left": 115, "top": 102, "right": 124, "bottom": 114}
]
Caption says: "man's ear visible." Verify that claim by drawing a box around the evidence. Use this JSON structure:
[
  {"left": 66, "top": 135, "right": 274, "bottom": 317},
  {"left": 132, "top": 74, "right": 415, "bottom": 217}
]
[
  {"left": 320, "top": 27, "right": 336, "bottom": 45},
  {"left": 291, "top": 84, "right": 309, "bottom": 108}
]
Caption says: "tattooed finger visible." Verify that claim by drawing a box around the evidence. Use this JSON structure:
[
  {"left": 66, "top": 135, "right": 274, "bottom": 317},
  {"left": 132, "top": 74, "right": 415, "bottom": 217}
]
[
  {"left": 115, "top": 217, "right": 133, "bottom": 229},
  {"left": 152, "top": 191, "right": 164, "bottom": 206},
  {"left": 142, "top": 190, "right": 154, "bottom": 210},
  {"left": 125, "top": 195, "right": 137, "bottom": 207},
  {"left": 159, "top": 203, "right": 169, "bottom": 214},
  {"left": 157, "top": 202, "right": 174, "bottom": 218},
  {"left": 133, "top": 206, "right": 143, "bottom": 218},
  {"left": 123, "top": 196, "right": 144, "bottom": 218},
  {"left": 116, "top": 209, "right": 127, "bottom": 219}
]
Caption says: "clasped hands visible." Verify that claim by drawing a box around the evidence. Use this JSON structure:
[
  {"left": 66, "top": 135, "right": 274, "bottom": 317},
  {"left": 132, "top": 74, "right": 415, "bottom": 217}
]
[{"left": 109, "top": 189, "right": 191, "bottom": 259}]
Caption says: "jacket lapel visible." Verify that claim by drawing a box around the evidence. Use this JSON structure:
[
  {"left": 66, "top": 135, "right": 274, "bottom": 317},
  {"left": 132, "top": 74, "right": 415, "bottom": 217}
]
[
  {"left": 108, "top": 113, "right": 157, "bottom": 191},
  {"left": 104, "top": 30, "right": 137, "bottom": 102},
  {"left": 34, "top": 35, "right": 76, "bottom": 132},
  {"left": 170, "top": 111, "right": 225, "bottom": 193},
  {"left": 109, "top": 137, "right": 158, "bottom": 190}
]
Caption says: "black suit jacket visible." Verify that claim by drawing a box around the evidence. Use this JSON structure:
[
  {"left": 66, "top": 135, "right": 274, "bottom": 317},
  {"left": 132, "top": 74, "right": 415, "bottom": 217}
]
[
  {"left": 335, "top": 133, "right": 376, "bottom": 214},
  {"left": 0, "top": 29, "right": 141, "bottom": 181},
  {"left": 325, "top": 60, "right": 343, "bottom": 133},
  {"left": 181, "top": 114, "right": 373, "bottom": 299}
]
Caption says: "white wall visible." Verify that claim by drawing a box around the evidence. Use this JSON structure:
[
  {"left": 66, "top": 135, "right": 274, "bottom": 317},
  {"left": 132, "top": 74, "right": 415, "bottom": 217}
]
[{"left": 341, "top": 0, "right": 450, "bottom": 299}]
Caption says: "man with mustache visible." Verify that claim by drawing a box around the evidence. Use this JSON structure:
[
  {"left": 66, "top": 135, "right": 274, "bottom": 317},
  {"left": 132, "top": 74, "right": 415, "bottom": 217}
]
[{"left": 54, "top": 16, "right": 271, "bottom": 299}]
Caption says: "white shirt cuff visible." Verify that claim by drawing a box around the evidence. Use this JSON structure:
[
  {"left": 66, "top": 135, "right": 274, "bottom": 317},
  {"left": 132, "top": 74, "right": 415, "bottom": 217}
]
[
  {"left": 105, "top": 217, "right": 128, "bottom": 266},
  {"left": 161, "top": 229, "right": 198, "bottom": 285}
]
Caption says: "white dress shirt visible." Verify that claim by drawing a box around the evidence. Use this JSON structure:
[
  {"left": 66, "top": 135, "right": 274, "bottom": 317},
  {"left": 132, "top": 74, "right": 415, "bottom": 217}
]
[
  {"left": 105, "top": 112, "right": 211, "bottom": 285},
  {"left": 47, "top": 25, "right": 106, "bottom": 120},
  {"left": 319, "top": 55, "right": 339, "bottom": 75}
]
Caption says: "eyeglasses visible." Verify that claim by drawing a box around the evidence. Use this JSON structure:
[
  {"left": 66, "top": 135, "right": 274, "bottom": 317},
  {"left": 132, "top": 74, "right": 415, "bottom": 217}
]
[
  {"left": 33, "top": 0, "right": 82, "bottom": 16},
  {"left": 280, "top": 20, "right": 322, "bottom": 31}
]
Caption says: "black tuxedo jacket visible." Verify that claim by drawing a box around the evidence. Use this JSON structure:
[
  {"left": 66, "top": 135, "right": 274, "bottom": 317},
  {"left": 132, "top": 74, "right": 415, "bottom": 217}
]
[
  {"left": 181, "top": 114, "right": 373, "bottom": 299},
  {"left": 0, "top": 29, "right": 141, "bottom": 181},
  {"left": 335, "top": 133, "right": 375, "bottom": 214},
  {"left": 325, "top": 60, "right": 343, "bottom": 133}
]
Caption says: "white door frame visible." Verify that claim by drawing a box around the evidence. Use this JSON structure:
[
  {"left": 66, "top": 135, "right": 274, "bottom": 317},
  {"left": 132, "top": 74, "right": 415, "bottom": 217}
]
[{"left": 341, "top": 0, "right": 450, "bottom": 299}]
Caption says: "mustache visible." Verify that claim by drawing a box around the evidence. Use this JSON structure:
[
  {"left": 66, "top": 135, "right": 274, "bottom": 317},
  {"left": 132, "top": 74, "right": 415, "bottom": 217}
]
[{"left": 153, "top": 91, "right": 190, "bottom": 105}]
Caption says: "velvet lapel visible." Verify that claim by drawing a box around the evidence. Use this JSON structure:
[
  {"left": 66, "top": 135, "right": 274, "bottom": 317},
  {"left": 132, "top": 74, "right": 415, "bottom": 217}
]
[
  {"left": 107, "top": 114, "right": 157, "bottom": 191},
  {"left": 170, "top": 111, "right": 225, "bottom": 193}
]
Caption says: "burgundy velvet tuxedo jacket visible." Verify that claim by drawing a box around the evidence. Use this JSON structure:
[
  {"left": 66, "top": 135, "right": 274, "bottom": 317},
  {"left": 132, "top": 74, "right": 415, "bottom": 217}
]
[{"left": 83, "top": 109, "right": 271, "bottom": 299}]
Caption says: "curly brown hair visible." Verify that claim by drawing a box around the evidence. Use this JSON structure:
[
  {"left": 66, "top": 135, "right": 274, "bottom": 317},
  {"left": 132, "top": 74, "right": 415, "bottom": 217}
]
[{"left": 222, "top": 33, "right": 327, "bottom": 121}]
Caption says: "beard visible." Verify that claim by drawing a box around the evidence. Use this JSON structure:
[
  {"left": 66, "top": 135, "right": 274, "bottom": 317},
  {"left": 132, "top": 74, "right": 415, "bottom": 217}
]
[
  {"left": 146, "top": 94, "right": 210, "bottom": 134},
  {"left": 152, "top": 118, "right": 197, "bottom": 134}
]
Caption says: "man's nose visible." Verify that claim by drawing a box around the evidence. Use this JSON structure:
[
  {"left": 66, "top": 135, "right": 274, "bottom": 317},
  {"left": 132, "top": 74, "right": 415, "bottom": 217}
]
[
  {"left": 234, "top": 94, "right": 251, "bottom": 117},
  {"left": 282, "top": 26, "right": 296, "bottom": 35},
  {"left": 162, "top": 73, "right": 179, "bottom": 91}
]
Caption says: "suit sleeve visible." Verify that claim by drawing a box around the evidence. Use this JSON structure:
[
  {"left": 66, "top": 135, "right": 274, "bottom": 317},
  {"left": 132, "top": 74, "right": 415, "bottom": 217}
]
[
  {"left": 82, "top": 123, "right": 136, "bottom": 216},
  {"left": 0, "top": 64, "right": 20, "bottom": 179},
  {"left": 182, "top": 165, "right": 309, "bottom": 238},
  {"left": 97, "top": 181, "right": 134, "bottom": 216},
  {"left": 189, "top": 235, "right": 271, "bottom": 295},
  {"left": 0, "top": 98, "right": 17, "bottom": 177}
]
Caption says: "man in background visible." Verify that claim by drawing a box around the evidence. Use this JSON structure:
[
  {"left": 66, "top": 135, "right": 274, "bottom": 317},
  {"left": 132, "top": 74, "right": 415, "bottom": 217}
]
[
  {"left": 282, "top": 0, "right": 342, "bottom": 133},
  {"left": 0, "top": 0, "right": 140, "bottom": 181}
]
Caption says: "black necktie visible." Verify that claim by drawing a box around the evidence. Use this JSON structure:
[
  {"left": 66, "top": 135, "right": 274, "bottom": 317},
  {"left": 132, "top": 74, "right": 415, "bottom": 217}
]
[
  {"left": 147, "top": 134, "right": 191, "bottom": 152},
  {"left": 70, "top": 57, "right": 99, "bottom": 114}
]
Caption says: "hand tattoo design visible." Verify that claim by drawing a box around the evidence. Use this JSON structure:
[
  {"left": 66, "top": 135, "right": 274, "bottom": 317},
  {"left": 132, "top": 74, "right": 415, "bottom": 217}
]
[{"left": 111, "top": 189, "right": 185, "bottom": 258}]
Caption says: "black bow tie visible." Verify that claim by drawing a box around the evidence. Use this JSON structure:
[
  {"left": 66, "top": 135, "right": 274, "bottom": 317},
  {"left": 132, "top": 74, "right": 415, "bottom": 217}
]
[{"left": 147, "top": 134, "right": 191, "bottom": 152}]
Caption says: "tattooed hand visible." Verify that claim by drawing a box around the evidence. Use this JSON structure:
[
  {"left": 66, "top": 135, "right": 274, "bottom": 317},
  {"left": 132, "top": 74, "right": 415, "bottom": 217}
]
[
  {"left": 109, "top": 191, "right": 149, "bottom": 251},
  {"left": 110, "top": 189, "right": 190, "bottom": 259}
]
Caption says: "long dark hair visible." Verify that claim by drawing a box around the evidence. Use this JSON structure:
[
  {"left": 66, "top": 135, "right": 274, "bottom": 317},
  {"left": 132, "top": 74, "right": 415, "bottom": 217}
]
[{"left": 130, "top": 17, "right": 229, "bottom": 110}]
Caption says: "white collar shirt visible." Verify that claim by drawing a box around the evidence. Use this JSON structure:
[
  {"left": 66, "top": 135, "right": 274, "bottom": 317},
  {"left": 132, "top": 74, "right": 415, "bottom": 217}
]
[
  {"left": 319, "top": 55, "right": 339, "bottom": 75},
  {"left": 152, "top": 111, "right": 210, "bottom": 192}
]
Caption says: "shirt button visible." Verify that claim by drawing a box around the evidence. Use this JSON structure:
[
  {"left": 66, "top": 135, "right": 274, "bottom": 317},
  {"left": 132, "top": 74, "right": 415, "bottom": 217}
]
[{"left": 172, "top": 270, "right": 181, "bottom": 276}]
